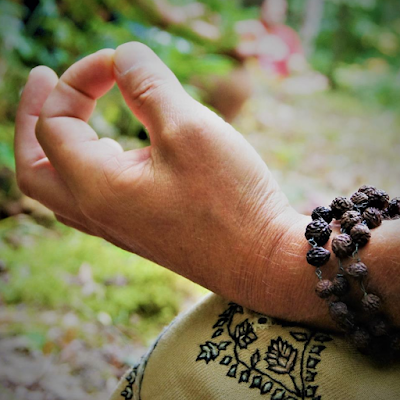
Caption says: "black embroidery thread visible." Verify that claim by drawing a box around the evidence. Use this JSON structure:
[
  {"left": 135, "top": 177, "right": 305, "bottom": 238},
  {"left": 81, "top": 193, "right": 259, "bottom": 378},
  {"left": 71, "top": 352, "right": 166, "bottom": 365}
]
[
  {"left": 121, "top": 364, "right": 139, "bottom": 400},
  {"left": 196, "top": 302, "right": 331, "bottom": 399}
]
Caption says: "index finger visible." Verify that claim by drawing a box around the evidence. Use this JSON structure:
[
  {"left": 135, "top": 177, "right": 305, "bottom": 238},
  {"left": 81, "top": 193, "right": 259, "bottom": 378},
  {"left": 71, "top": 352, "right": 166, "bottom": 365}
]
[
  {"left": 36, "top": 49, "right": 122, "bottom": 190},
  {"left": 15, "top": 66, "right": 58, "bottom": 173}
]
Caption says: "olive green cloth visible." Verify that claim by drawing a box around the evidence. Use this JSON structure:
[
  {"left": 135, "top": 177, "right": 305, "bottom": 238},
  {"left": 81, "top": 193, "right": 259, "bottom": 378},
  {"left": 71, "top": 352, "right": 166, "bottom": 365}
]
[{"left": 110, "top": 294, "right": 400, "bottom": 400}]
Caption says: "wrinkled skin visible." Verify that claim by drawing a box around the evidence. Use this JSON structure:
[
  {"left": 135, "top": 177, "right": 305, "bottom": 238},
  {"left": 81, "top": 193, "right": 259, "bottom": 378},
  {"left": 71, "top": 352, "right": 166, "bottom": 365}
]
[{"left": 15, "top": 42, "right": 400, "bottom": 328}]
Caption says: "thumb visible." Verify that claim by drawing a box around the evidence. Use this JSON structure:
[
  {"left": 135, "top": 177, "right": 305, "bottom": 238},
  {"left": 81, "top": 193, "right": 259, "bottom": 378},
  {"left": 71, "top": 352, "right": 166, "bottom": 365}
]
[{"left": 113, "top": 41, "right": 204, "bottom": 145}]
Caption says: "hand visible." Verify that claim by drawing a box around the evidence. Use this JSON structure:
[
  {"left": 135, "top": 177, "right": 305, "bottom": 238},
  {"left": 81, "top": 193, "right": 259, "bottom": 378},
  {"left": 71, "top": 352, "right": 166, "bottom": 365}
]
[
  {"left": 15, "top": 42, "right": 400, "bottom": 328},
  {"left": 15, "top": 42, "right": 297, "bottom": 308}
]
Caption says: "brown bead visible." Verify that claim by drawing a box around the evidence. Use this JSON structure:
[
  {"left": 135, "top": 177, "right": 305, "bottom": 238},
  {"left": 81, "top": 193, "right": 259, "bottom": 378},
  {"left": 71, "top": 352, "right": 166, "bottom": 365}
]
[
  {"left": 369, "top": 318, "right": 389, "bottom": 337},
  {"left": 329, "top": 301, "right": 349, "bottom": 322},
  {"left": 350, "top": 191, "right": 369, "bottom": 211},
  {"left": 388, "top": 197, "right": 400, "bottom": 218},
  {"left": 368, "top": 188, "right": 390, "bottom": 210},
  {"left": 330, "top": 197, "right": 354, "bottom": 220},
  {"left": 358, "top": 185, "right": 378, "bottom": 198},
  {"left": 350, "top": 328, "right": 371, "bottom": 350},
  {"left": 341, "top": 210, "right": 362, "bottom": 233},
  {"left": 337, "top": 312, "right": 356, "bottom": 331},
  {"left": 350, "top": 223, "right": 371, "bottom": 247},
  {"left": 331, "top": 275, "right": 349, "bottom": 296},
  {"left": 362, "top": 207, "right": 382, "bottom": 229},
  {"left": 311, "top": 206, "right": 333, "bottom": 223},
  {"left": 305, "top": 218, "right": 332, "bottom": 246},
  {"left": 332, "top": 234, "right": 356, "bottom": 259},
  {"left": 306, "top": 247, "right": 331, "bottom": 267},
  {"left": 345, "top": 261, "right": 368, "bottom": 278},
  {"left": 315, "top": 279, "right": 334, "bottom": 299},
  {"left": 361, "top": 294, "right": 381, "bottom": 314}
]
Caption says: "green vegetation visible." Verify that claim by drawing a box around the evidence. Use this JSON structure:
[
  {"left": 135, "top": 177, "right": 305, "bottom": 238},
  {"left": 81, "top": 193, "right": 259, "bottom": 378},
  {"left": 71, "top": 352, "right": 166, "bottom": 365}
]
[{"left": 0, "top": 216, "right": 205, "bottom": 342}]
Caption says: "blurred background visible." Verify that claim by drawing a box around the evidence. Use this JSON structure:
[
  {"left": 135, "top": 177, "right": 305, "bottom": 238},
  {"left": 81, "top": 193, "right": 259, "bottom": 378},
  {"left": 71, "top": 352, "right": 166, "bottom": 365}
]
[{"left": 0, "top": 0, "right": 399, "bottom": 398}]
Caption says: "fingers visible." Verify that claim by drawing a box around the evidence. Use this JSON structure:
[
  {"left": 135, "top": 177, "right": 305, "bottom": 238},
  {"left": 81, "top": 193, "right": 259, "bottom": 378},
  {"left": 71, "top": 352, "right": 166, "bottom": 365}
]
[
  {"left": 40, "top": 49, "right": 115, "bottom": 122},
  {"left": 14, "top": 67, "right": 86, "bottom": 220},
  {"left": 15, "top": 66, "right": 58, "bottom": 176},
  {"left": 36, "top": 49, "right": 124, "bottom": 191},
  {"left": 113, "top": 42, "right": 207, "bottom": 145}
]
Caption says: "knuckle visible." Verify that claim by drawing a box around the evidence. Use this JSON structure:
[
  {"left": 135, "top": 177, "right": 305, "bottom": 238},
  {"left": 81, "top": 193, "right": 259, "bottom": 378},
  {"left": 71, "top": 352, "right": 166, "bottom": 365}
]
[
  {"left": 161, "top": 109, "right": 221, "bottom": 154},
  {"left": 132, "top": 73, "right": 167, "bottom": 110}
]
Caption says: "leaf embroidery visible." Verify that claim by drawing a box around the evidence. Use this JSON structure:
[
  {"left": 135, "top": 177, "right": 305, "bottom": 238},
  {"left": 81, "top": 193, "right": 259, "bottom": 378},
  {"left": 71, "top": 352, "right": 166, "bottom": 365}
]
[
  {"left": 251, "top": 349, "right": 261, "bottom": 368},
  {"left": 196, "top": 341, "right": 220, "bottom": 363},
  {"left": 290, "top": 332, "right": 310, "bottom": 342}
]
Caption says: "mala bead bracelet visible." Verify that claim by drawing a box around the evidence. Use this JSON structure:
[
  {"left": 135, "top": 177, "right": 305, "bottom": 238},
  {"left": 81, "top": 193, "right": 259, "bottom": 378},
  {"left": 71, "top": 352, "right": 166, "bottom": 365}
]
[{"left": 305, "top": 185, "right": 400, "bottom": 361}]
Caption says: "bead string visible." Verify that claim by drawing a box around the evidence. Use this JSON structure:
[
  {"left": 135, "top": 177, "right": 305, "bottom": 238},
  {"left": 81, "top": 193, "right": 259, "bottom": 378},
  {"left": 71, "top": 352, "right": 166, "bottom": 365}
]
[{"left": 305, "top": 185, "right": 400, "bottom": 361}]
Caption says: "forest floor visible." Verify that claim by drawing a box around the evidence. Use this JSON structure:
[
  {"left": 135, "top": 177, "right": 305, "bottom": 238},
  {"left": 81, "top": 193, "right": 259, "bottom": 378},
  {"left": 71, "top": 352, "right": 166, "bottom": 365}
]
[{"left": 1, "top": 72, "right": 399, "bottom": 399}]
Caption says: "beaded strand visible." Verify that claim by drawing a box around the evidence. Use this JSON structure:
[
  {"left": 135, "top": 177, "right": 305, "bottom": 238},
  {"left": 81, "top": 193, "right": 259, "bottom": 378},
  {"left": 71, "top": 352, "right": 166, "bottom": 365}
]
[{"left": 305, "top": 185, "right": 400, "bottom": 361}]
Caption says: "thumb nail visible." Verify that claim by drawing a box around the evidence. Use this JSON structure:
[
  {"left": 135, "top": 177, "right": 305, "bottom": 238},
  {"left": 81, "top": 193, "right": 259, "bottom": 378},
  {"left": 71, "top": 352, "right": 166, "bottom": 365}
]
[{"left": 114, "top": 42, "right": 150, "bottom": 76}]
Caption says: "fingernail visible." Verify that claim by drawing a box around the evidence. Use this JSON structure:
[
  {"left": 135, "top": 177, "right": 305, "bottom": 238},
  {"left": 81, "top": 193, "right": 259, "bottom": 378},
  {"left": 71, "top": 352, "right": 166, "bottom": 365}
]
[
  {"left": 29, "top": 66, "right": 41, "bottom": 76},
  {"left": 114, "top": 42, "right": 150, "bottom": 75},
  {"left": 114, "top": 46, "right": 135, "bottom": 75}
]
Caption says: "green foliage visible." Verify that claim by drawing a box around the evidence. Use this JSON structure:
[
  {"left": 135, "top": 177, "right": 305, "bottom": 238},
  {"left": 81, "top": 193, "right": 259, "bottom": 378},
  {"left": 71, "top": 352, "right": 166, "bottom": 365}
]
[
  {"left": 0, "top": 124, "right": 15, "bottom": 171},
  {"left": 334, "top": 62, "right": 400, "bottom": 109},
  {"left": 309, "top": 0, "right": 400, "bottom": 75},
  {"left": 0, "top": 217, "right": 205, "bottom": 340}
]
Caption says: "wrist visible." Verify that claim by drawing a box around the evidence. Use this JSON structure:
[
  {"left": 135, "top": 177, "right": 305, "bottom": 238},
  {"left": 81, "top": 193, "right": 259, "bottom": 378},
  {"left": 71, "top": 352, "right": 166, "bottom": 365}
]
[
  {"left": 248, "top": 210, "right": 400, "bottom": 331},
  {"left": 247, "top": 208, "right": 338, "bottom": 329}
]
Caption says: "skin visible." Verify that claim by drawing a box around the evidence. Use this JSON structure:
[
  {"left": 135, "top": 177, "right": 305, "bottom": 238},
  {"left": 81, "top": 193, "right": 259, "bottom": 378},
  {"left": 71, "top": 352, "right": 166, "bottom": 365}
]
[{"left": 14, "top": 42, "right": 400, "bottom": 330}]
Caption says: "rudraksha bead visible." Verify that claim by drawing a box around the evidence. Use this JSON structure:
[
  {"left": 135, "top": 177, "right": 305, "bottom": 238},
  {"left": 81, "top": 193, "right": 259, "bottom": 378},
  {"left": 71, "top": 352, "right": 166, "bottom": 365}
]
[
  {"left": 331, "top": 234, "right": 355, "bottom": 259},
  {"left": 345, "top": 261, "right": 368, "bottom": 278},
  {"left": 331, "top": 275, "right": 349, "bottom": 296},
  {"left": 362, "top": 207, "right": 382, "bottom": 228},
  {"left": 350, "top": 328, "right": 371, "bottom": 350},
  {"left": 311, "top": 206, "right": 333, "bottom": 223},
  {"left": 358, "top": 185, "right": 378, "bottom": 198},
  {"left": 388, "top": 197, "right": 400, "bottom": 218},
  {"left": 330, "top": 197, "right": 354, "bottom": 220},
  {"left": 337, "top": 312, "right": 356, "bottom": 331},
  {"left": 350, "top": 191, "right": 369, "bottom": 211},
  {"left": 368, "top": 189, "right": 390, "bottom": 210},
  {"left": 350, "top": 223, "right": 371, "bottom": 247},
  {"left": 315, "top": 279, "right": 334, "bottom": 299},
  {"left": 306, "top": 247, "right": 331, "bottom": 267},
  {"left": 305, "top": 218, "right": 332, "bottom": 245},
  {"left": 341, "top": 210, "right": 362, "bottom": 233},
  {"left": 329, "top": 301, "right": 350, "bottom": 322},
  {"left": 369, "top": 318, "right": 389, "bottom": 337},
  {"left": 361, "top": 294, "right": 381, "bottom": 314}
]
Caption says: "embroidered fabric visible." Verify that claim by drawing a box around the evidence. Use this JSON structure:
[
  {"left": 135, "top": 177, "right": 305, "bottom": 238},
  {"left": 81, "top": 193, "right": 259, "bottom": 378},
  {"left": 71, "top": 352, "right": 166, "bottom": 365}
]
[{"left": 110, "top": 294, "right": 400, "bottom": 400}]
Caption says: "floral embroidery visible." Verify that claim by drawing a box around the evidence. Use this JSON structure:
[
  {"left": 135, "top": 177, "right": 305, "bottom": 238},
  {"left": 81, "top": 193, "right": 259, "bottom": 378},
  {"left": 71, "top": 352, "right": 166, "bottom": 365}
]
[
  {"left": 196, "top": 302, "right": 332, "bottom": 399},
  {"left": 235, "top": 319, "right": 258, "bottom": 349},
  {"left": 265, "top": 338, "right": 297, "bottom": 374}
]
